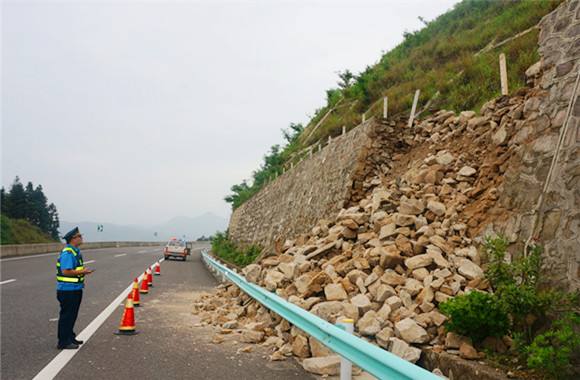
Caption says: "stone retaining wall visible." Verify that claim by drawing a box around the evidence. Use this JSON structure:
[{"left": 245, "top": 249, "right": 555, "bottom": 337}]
[
  {"left": 494, "top": 0, "right": 580, "bottom": 291},
  {"left": 228, "top": 118, "right": 409, "bottom": 251}
]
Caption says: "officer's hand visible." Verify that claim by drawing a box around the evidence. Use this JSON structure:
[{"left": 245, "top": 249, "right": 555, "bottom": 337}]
[{"left": 83, "top": 269, "right": 94, "bottom": 275}]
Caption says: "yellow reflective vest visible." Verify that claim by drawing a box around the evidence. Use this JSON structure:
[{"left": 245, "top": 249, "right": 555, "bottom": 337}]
[{"left": 56, "top": 247, "right": 85, "bottom": 283}]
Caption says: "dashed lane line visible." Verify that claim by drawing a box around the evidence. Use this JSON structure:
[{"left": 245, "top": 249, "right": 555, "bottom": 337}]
[
  {"left": 32, "top": 258, "right": 164, "bottom": 380},
  {"left": 0, "top": 279, "right": 16, "bottom": 285},
  {"left": 114, "top": 253, "right": 127, "bottom": 258},
  {"left": 84, "top": 260, "right": 96, "bottom": 264}
]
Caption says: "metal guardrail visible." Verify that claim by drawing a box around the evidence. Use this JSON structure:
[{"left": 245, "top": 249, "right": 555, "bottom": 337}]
[{"left": 201, "top": 249, "right": 440, "bottom": 380}]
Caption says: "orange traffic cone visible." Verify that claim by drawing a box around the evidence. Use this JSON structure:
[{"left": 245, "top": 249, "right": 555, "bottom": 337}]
[
  {"left": 139, "top": 272, "right": 149, "bottom": 294},
  {"left": 154, "top": 262, "right": 161, "bottom": 276},
  {"left": 147, "top": 268, "right": 153, "bottom": 287},
  {"left": 131, "top": 278, "right": 141, "bottom": 306},
  {"left": 115, "top": 296, "right": 138, "bottom": 335}
]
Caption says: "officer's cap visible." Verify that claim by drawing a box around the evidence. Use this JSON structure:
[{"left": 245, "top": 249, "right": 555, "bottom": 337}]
[{"left": 63, "top": 227, "right": 80, "bottom": 243}]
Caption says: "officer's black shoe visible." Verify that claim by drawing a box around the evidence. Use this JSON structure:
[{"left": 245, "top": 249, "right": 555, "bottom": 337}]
[
  {"left": 57, "top": 343, "right": 79, "bottom": 350},
  {"left": 72, "top": 338, "right": 84, "bottom": 345}
]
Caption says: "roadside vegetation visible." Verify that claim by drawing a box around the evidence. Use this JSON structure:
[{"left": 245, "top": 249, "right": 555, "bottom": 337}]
[
  {"left": 210, "top": 231, "right": 261, "bottom": 267},
  {"left": 1, "top": 176, "right": 61, "bottom": 244},
  {"left": 440, "top": 237, "right": 579, "bottom": 379},
  {"left": 224, "top": 0, "right": 562, "bottom": 210}
]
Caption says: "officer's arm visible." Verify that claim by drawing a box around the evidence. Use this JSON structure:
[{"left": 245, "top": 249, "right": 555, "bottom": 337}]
[
  {"left": 61, "top": 254, "right": 92, "bottom": 275},
  {"left": 62, "top": 268, "right": 92, "bottom": 275}
]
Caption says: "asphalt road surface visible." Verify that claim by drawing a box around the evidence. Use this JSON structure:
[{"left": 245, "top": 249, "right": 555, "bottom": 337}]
[
  {"left": 1, "top": 244, "right": 182, "bottom": 380},
  {"left": 1, "top": 245, "right": 313, "bottom": 380}
]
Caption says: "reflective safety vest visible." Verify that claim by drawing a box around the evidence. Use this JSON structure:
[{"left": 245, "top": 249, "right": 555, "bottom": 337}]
[{"left": 56, "top": 247, "right": 85, "bottom": 283}]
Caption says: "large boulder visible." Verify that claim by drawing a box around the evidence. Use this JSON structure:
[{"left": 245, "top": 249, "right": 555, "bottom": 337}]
[{"left": 395, "top": 318, "right": 430, "bottom": 344}]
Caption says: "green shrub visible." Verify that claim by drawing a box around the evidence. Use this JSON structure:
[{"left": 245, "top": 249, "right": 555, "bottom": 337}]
[
  {"left": 526, "top": 312, "right": 580, "bottom": 379},
  {"left": 483, "top": 237, "right": 574, "bottom": 343},
  {"left": 440, "top": 291, "right": 510, "bottom": 343},
  {"left": 210, "top": 231, "right": 261, "bottom": 267}
]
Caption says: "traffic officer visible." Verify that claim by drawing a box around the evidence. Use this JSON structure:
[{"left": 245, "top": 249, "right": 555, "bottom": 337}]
[{"left": 56, "top": 227, "right": 94, "bottom": 349}]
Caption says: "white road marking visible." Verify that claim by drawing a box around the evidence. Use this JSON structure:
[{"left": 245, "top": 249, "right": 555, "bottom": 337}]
[
  {"left": 32, "top": 258, "right": 165, "bottom": 380},
  {"left": 49, "top": 318, "right": 58, "bottom": 322},
  {"left": 0, "top": 279, "right": 16, "bottom": 285},
  {"left": 84, "top": 260, "right": 96, "bottom": 264},
  {"left": 114, "top": 253, "right": 126, "bottom": 257},
  {"left": 137, "top": 249, "right": 147, "bottom": 253}
]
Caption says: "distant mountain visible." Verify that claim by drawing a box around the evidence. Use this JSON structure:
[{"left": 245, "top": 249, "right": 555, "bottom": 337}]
[{"left": 60, "top": 212, "right": 227, "bottom": 242}]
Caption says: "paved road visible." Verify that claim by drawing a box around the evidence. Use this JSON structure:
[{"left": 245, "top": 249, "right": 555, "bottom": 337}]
[
  {"left": 56, "top": 248, "right": 312, "bottom": 380},
  {"left": 0, "top": 244, "right": 171, "bottom": 380},
  {"left": 1, "top": 245, "right": 313, "bottom": 380}
]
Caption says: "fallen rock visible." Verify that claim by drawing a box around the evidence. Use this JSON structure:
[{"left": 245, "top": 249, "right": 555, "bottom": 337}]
[
  {"left": 388, "top": 337, "right": 422, "bottom": 363},
  {"left": 459, "top": 342, "right": 480, "bottom": 360},
  {"left": 427, "top": 200, "right": 446, "bottom": 217},
  {"left": 457, "top": 259, "right": 484, "bottom": 280},
  {"left": 458, "top": 166, "right": 477, "bottom": 177},
  {"left": 357, "top": 310, "right": 382, "bottom": 336},
  {"left": 405, "top": 254, "right": 433, "bottom": 270},
  {"left": 324, "top": 283, "right": 348, "bottom": 301},
  {"left": 240, "top": 329, "right": 264, "bottom": 343},
  {"left": 395, "top": 318, "right": 430, "bottom": 344},
  {"left": 302, "top": 355, "right": 341, "bottom": 375}
]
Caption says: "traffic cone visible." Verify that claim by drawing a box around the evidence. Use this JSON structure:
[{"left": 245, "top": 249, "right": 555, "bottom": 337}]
[
  {"left": 139, "top": 272, "right": 149, "bottom": 294},
  {"left": 131, "top": 278, "right": 141, "bottom": 306},
  {"left": 154, "top": 262, "right": 161, "bottom": 276},
  {"left": 147, "top": 268, "right": 153, "bottom": 287},
  {"left": 115, "top": 296, "right": 138, "bottom": 335}
]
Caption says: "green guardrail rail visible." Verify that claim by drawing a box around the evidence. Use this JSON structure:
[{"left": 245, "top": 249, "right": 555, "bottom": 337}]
[{"left": 201, "top": 249, "right": 440, "bottom": 380}]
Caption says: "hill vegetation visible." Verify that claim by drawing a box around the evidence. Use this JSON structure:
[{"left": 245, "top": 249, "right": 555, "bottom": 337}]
[
  {"left": 224, "top": 0, "right": 562, "bottom": 210},
  {"left": 1, "top": 176, "right": 60, "bottom": 244}
]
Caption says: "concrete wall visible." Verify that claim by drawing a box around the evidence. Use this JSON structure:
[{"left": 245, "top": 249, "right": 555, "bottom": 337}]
[
  {"left": 494, "top": 0, "right": 580, "bottom": 290},
  {"left": 0, "top": 241, "right": 164, "bottom": 258}
]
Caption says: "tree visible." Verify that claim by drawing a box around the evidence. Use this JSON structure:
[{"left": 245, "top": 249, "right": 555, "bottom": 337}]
[
  {"left": 0, "top": 187, "right": 5, "bottom": 213},
  {"left": 5, "top": 177, "right": 26, "bottom": 219},
  {"left": 281, "top": 123, "right": 304, "bottom": 144},
  {"left": 337, "top": 69, "right": 354, "bottom": 89},
  {"left": 47, "top": 203, "right": 60, "bottom": 240}
]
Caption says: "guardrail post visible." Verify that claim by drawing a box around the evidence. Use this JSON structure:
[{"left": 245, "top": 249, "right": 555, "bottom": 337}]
[{"left": 336, "top": 318, "right": 354, "bottom": 380}]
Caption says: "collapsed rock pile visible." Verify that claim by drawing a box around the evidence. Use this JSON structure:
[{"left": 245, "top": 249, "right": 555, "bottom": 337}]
[{"left": 193, "top": 90, "right": 533, "bottom": 374}]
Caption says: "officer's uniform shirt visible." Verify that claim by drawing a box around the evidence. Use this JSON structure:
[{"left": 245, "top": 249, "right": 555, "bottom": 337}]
[{"left": 56, "top": 244, "right": 85, "bottom": 291}]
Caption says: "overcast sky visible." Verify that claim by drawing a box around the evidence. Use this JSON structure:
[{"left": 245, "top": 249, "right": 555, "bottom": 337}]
[{"left": 2, "top": 0, "right": 458, "bottom": 226}]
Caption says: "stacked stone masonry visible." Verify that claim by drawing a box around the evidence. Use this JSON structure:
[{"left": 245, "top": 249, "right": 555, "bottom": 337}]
[
  {"left": 493, "top": 0, "right": 580, "bottom": 291},
  {"left": 228, "top": 118, "right": 410, "bottom": 251}
]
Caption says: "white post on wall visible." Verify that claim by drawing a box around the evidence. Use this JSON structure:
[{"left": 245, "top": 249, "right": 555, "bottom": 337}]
[
  {"left": 318, "top": 143, "right": 321, "bottom": 152},
  {"left": 328, "top": 135, "right": 332, "bottom": 144},
  {"left": 408, "top": 89, "right": 420, "bottom": 128},
  {"left": 342, "top": 125, "right": 346, "bottom": 135},
  {"left": 309, "top": 148, "right": 313, "bottom": 157},
  {"left": 362, "top": 113, "right": 366, "bottom": 123},
  {"left": 291, "top": 162, "right": 294, "bottom": 169},
  {"left": 499, "top": 53, "right": 508, "bottom": 96},
  {"left": 383, "top": 96, "right": 388, "bottom": 119}
]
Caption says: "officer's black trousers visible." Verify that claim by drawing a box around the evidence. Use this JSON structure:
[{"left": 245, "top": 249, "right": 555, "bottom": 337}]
[{"left": 57, "top": 290, "right": 83, "bottom": 346}]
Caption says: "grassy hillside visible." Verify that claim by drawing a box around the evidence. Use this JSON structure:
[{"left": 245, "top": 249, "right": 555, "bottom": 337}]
[
  {"left": 299, "top": 0, "right": 560, "bottom": 146},
  {"left": 225, "top": 0, "right": 562, "bottom": 210},
  {"left": 1, "top": 214, "right": 57, "bottom": 244}
]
